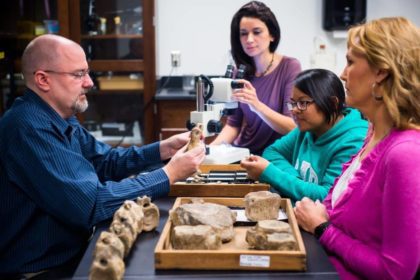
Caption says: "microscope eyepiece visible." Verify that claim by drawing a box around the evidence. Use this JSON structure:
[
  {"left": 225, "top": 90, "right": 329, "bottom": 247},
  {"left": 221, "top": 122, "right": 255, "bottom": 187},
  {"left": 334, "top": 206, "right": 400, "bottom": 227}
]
[
  {"left": 236, "top": 64, "right": 246, "bottom": 79},
  {"left": 224, "top": 64, "right": 234, "bottom": 78}
]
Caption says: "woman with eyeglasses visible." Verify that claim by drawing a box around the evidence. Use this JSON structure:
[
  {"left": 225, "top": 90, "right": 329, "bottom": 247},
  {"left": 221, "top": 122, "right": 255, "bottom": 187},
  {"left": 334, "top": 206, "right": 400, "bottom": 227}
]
[{"left": 241, "top": 68, "right": 368, "bottom": 203}]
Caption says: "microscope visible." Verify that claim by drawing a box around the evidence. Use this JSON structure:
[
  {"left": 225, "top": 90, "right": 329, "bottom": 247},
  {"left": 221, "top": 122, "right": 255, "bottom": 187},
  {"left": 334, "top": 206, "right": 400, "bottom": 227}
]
[
  {"left": 187, "top": 65, "right": 250, "bottom": 164},
  {"left": 187, "top": 64, "right": 244, "bottom": 136}
]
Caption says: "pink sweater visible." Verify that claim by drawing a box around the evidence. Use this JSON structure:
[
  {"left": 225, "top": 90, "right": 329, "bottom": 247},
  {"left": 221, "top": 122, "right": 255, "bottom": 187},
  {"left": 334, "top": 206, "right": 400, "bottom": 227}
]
[{"left": 321, "top": 129, "right": 420, "bottom": 279}]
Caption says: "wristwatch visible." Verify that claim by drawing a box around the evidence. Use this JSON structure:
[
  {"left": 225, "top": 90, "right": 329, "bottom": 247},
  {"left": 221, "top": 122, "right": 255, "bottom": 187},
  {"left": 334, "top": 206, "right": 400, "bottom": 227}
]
[{"left": 314, "top": 221, "right": 330, "bottom": 239}]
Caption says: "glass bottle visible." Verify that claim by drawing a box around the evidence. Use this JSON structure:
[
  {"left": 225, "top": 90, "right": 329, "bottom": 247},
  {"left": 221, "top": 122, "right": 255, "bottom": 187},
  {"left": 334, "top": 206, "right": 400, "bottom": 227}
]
[
  {"left": 114, "top": 16, "right": 122, "bottom": 35},
  {"left": 86, "top": 0, "right": 101, "bottom": 35},
  {"left": 99, "top": 17, "right": 107, "bottom": 35}
]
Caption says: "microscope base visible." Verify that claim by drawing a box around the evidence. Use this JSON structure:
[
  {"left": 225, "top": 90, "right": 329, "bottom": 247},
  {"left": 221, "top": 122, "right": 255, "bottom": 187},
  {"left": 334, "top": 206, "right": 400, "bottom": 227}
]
[{"left": 203, "top": 145, "right": 250, "bottom": 164}]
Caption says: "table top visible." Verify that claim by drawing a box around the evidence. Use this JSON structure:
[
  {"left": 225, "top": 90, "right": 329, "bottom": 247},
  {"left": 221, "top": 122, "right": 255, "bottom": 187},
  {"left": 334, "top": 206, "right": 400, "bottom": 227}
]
[
  {"left": 155, "top": 88, "right": 196, "bottom": 100},
  {"left": 73, "top": 197, "right": 339, "bottom": 280}
]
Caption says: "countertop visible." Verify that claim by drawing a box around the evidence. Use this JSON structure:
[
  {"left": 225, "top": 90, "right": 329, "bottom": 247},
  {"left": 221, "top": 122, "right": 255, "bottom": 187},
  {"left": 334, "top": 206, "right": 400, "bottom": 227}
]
[{"left": 155, "top": 88, "right": 196, "bottom": 100}]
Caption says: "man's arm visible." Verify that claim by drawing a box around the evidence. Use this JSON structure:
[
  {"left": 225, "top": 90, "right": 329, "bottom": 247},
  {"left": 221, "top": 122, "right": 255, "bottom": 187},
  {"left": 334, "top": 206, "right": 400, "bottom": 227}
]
[
  {"left": 75, "top": 123, "right": 163, "bottom": 181},
  {"left": 7, "top": 125, "right": 171, "bottom": 229}
]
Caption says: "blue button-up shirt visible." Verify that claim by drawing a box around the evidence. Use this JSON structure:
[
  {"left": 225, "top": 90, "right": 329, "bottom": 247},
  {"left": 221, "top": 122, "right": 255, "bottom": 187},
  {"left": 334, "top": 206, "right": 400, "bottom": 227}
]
[{"left": 0, "top": 89, "right": 169, "bottom": 274}]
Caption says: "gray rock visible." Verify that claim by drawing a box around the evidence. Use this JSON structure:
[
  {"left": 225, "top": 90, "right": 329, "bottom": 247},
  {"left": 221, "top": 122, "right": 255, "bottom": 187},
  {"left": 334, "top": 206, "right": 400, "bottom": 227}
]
[{"left": 170, "top": 201, "right": 236, "bottom": 242}]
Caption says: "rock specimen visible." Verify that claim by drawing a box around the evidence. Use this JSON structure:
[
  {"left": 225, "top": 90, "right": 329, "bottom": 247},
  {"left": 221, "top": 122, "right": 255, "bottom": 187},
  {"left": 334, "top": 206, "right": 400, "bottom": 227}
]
[
  {"left": 244, "top": 191, "right": 281, "bottom": 221},
  {"left": 93, "top": 231, "right": 125, "bottom": 260},
  {"left": 114, "top": 200, "right": 144, "bottom": 234},
  {"left": 171, "top": 225, "right": 222, "bottom": 250},
  {"left": 90, "top": 196, "right": 160, "bottom": 279},
  {"left": 170, "top": 201, "right": 237, "bottom": 242},
  {"left": 185, "top": 123, "right": 203, "bottom": 151},
  {"left": 109, "top": 218, "right": 137, "bottom": 256},
  {"left": 246, "top": 220, "right": 296, "bottom": 250},
  {"left": 89, "top": 242, "right": 125, "bottom": 280},
  {"left": 137, "top": 196, "right": 160, "bottom": 232}
]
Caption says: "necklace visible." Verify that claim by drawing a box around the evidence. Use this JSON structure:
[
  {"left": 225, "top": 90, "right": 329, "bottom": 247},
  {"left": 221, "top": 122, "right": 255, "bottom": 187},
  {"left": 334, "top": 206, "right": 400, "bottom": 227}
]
[{"left": 258, "top": 53, "right": 275, "bottom": 77}]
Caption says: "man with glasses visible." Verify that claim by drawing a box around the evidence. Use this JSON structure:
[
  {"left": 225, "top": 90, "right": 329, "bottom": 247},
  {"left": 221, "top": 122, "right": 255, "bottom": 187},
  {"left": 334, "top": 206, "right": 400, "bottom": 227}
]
[{"left": 0, "top": 34, "right": 205, "bottom": 277}]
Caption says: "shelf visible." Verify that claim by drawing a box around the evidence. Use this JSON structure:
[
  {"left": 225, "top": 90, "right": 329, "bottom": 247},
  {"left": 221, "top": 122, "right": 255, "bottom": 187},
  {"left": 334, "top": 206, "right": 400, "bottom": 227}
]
[
  {"left": 88, "top": 60, "right": 144, "bottom": 72},
  {"left": 69, "top": 0, "right": 156, "bottom": 143},
  {"left": 87, "top": 90, "right": 143, "bottom": 95},
  {"left": 16, "top": 34, "right": 37, "bottom": 40},
  {"left": 81, "top": 34, "right": 143, "bottom": 40}
]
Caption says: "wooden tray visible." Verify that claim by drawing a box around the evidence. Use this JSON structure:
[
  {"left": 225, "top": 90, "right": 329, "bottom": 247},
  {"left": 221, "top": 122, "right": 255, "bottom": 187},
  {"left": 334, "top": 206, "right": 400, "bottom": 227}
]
[
  {"left": 169, "top": 165, "right": 270, "bottom": 197},
  {"left": 155, "top": 197, "right": 306, "bottom": 271}
]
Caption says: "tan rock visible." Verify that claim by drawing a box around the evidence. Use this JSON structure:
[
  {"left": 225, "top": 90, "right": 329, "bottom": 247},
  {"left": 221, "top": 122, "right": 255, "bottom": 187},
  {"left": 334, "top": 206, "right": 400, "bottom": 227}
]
[
  {"left": 93, "top": 231, "right": 125, "bottom": 259},
  {"left": 171, "top": 225, "right": 222, "bottom": 250},
  {"left": 244, "top": 191, "right": 281, "bottom": 221},
  {"left": 185, "top": 123, "right": 203, "bottom": 151},
  {"left": 246, "top": 220, "right": 296, "bottom": 250},
  {"left": 136, "top": 196, "right": 160, "bottom": 231},
  {"left": 89, "top": 244, "right": 125, "bottom": 280},
  {"left": 114, "top": 200, "right": 144, "bottom": 234},
  {"left": 109, "top": 219, "right": 136, "bottom": 256}
]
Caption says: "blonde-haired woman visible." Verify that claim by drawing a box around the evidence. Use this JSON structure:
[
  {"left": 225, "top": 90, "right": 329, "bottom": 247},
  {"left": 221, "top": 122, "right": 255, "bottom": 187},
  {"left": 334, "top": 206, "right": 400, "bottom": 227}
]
[{"left": 294, "top": 17, "right": 420, "bottom": 279}]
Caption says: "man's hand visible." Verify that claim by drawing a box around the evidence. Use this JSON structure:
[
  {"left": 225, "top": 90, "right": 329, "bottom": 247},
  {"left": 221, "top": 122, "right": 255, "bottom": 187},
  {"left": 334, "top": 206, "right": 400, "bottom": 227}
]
[
  {"left": 159, "top": 132, "right": 190, "bottom": 161},
  {"left": 240, "top": 155, "right": 269, "bottom": 180},
  {"left": 163, "top": 143, "right": 205, "bottom": 184},
  {"left": 294, "top": 197, "right": 329, "bottom": 234}
]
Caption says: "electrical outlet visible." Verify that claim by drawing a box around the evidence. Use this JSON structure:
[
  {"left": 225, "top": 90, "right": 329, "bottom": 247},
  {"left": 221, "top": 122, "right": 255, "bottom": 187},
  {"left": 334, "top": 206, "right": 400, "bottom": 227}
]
[{"left": 171, "top": 51, "right": 181, "bottom": 67}]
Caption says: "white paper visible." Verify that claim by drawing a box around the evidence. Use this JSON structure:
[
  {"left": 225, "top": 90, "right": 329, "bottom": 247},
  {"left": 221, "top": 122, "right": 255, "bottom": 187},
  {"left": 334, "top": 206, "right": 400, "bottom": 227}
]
[{"left": 239, "top": 255, "right": 270, "bottom": 267}]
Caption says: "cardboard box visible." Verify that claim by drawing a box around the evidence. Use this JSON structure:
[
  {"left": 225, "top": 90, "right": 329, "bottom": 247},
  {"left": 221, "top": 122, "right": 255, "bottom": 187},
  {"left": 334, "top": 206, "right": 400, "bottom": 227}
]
[
  {"left": 169, "top": 165, "right": 270, "bottom": 197},
  {"left": 155, "top": 197, "right": 307, "bottom": 271}
]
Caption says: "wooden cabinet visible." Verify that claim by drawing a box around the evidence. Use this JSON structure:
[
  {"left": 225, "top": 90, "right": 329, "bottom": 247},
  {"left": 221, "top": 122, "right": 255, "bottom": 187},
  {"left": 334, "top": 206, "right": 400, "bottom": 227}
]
[
  {"left": 68, "top": 0, "right": 156, "bottom": 144},
  {"left": 0, "top": 0, "right": 156, "bottom": 144},
  {"left": 155, "top": 99, "right": 195, "bottom": 140},
  {"left": 0, "top": 0, "right": 70, "bottom": 113}
]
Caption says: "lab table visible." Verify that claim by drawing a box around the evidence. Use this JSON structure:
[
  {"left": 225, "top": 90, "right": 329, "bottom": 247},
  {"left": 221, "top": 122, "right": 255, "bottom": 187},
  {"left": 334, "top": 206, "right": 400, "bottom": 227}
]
[{"left": 72, "top": 197, "right": 339, "bottom": 279}]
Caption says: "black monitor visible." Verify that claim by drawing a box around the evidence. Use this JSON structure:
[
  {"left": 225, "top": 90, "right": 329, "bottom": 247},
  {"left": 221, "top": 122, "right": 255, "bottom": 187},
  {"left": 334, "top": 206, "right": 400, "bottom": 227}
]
[{"left": 323, "top": 0, "right": 367, "bottom": 31}]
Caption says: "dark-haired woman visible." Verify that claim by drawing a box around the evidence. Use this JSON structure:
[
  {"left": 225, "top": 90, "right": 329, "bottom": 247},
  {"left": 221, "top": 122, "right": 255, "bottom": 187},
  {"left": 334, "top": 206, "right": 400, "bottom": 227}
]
[
  {"left": 241, "top": 69, "right": 368, "bottom": 203},
  {"left": 211, "top": 1, "right": 301, "bottom": 155}
]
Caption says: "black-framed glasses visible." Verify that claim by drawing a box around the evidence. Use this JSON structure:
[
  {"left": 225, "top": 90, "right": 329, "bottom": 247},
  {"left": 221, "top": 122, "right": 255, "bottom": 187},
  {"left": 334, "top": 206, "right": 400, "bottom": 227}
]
[
  {"left": 287, "top": 100, "right": 315, "bottom": 111},
  {"left": 33, "top": 69, "right": 91, "bottom": 80}
]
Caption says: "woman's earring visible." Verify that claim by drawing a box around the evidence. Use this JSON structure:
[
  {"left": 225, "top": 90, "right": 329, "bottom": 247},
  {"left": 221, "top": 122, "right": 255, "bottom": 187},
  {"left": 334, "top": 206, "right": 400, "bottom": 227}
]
[{"left": 371, "top": 83, "right": 383, "bottom": 101}]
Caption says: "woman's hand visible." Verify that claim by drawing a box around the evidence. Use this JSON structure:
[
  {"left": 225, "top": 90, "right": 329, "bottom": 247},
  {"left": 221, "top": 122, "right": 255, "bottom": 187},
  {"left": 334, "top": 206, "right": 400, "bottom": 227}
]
[
  {"left": 294, "top": 197, "right": 329, "bottom": 234},
  {"left": 232, "top": 79, "right": 262, "bottom": 112},
  {"left": 240, "top": 155, "right": 269, "bottom": 180}
]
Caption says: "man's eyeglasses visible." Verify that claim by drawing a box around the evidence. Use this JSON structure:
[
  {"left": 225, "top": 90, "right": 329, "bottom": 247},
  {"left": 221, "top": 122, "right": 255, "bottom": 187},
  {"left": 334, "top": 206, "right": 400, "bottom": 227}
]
[
  {"left": 286, "top": 100, "right": 315, "bottom": 111},
  {"left": 33, "top": 69, "right": 91, "bottom": 80}
]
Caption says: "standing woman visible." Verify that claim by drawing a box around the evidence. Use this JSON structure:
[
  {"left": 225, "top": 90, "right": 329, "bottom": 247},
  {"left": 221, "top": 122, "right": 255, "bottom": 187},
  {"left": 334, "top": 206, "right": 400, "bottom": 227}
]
[
  {"left": 211, "top": 1, "right": 301, "bottom": 155},
  {"left": 294, "top": 17, "right": 420, "bottom": 279}
]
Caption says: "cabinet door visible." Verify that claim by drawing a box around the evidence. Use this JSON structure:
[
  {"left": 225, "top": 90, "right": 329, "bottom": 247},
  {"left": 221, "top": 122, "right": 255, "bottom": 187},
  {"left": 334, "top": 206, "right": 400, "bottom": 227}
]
[
  {"left": 0, "top": 0, "right": 69, "bottom": 113},
  {"left": 69, "top": 0, "right": 156, "bottom": 145},
  {"left": 157, "top": 100, "right": 196, "bottom": 140}
]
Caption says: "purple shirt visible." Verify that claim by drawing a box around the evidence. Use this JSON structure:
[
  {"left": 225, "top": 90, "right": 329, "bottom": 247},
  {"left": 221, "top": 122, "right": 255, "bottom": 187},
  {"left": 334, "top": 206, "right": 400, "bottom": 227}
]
[
  {"left": 227, "top": 56, "right": 301, "bottom": 155},
  {"left": 321, "top": 129, "right": 420, "bottom": 279}
]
